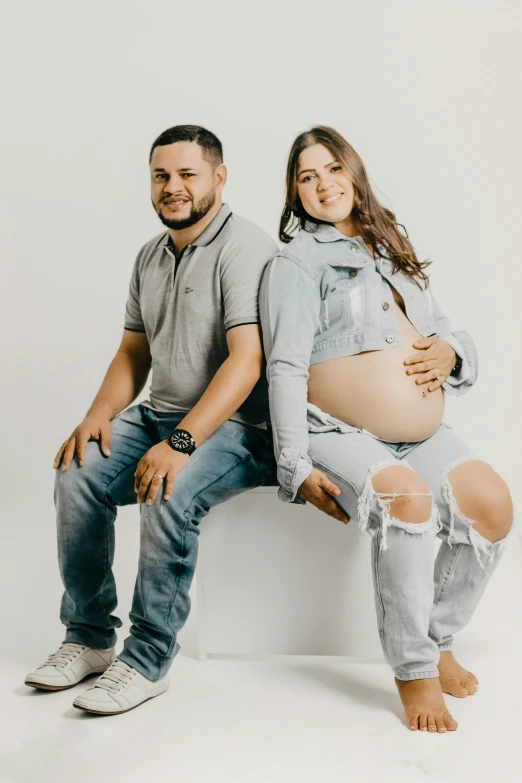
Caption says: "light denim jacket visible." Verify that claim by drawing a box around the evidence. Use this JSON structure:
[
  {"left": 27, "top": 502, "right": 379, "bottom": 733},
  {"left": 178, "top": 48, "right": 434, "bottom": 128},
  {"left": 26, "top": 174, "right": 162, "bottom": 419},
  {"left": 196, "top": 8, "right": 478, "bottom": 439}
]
[{"left": 259, "top": 223, "right": 479, "bottom": 504}]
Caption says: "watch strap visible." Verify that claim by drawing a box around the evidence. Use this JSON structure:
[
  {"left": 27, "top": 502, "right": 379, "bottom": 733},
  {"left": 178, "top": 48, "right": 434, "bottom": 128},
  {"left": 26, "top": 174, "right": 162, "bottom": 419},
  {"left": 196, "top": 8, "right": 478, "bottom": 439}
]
[{"left": 450, "top": 354, "right": 463, "bottom": 377}]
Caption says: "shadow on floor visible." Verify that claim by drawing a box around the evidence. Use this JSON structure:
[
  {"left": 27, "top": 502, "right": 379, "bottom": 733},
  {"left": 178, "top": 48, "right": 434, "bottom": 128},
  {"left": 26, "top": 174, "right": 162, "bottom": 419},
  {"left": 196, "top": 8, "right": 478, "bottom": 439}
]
[{"left": 288, "top": 662, "right": 404, "bottom": 723}]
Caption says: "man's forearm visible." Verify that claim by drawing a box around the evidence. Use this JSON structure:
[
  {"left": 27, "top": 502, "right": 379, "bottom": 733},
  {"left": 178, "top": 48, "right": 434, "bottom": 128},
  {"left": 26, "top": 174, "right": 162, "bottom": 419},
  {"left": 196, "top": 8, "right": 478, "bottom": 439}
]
[
  {"left": 87, "top": 351, "right": 151, "bottom": 420},
  {"left": 176, "top": 354, "right": 262, "bottom": 445}
]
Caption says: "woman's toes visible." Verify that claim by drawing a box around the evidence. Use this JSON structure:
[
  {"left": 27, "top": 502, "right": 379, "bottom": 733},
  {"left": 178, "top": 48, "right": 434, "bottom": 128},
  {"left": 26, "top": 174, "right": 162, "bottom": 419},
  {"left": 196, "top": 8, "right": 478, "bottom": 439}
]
[
  {"left": 443, "top": 711, "right": 458, "bottom": 731},
  {"left": 442, "top": 677, "right": 468, "bottom": 697},
  {"left": 464, "top": 677, "right": 478, "bottom": 695},
  {"left": 419, "top": 713, "right": 428, "bottom": 732},
  {"left": 427, "top": 715, "right": 437, "bottom": 732},
  {"left": 435, "top": 715, "right": 447, "bottom": 733},
  {"left": 409, "top": 714, "right": 420, "bottom": 731}
]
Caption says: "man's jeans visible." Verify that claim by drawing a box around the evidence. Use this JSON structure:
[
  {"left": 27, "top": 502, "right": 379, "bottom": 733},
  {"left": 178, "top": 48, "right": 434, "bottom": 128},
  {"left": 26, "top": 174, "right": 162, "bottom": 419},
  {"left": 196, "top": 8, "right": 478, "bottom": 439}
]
[{"left": 56, "top": 404, "right": 276, "bottom": 681}]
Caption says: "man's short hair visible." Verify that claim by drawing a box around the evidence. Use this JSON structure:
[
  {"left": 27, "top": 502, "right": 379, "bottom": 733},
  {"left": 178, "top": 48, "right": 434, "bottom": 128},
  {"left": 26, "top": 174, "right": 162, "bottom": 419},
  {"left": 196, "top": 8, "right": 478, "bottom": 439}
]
[{"left": 149, "top": 125, "right": 223, "bottom": 168}]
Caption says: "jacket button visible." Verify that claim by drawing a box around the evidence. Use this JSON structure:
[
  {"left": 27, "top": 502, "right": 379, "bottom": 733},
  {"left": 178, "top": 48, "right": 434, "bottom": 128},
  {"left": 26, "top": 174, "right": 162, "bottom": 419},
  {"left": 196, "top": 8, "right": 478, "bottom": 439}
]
[
  {"left": 382, "top": 301, "right": 390, "bottom": 310},
  {"left": 386, "top": 334, "right": 394, "bottom": 343},
  {"left": 351, "top": 245, "right": 358, "bottom": 252},
  {"left": 349, "top": 269, "right": 358, "bottom": 277}
]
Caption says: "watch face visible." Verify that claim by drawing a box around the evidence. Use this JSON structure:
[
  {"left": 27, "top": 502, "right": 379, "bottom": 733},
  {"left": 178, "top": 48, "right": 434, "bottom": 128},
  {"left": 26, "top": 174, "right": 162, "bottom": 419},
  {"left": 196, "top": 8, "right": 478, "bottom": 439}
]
[{"left": 170, "top": 430, "right": 194, "bottom": 452}]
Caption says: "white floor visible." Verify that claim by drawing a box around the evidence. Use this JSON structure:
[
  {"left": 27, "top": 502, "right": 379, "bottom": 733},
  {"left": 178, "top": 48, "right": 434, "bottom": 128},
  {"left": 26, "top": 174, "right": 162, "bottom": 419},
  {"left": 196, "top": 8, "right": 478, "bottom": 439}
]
[
  {"left": 2, "top": 506, "right": 522, "bottom": 783},
  {"left": 3, "top": 648, "right": 522, "bottom": 783}
]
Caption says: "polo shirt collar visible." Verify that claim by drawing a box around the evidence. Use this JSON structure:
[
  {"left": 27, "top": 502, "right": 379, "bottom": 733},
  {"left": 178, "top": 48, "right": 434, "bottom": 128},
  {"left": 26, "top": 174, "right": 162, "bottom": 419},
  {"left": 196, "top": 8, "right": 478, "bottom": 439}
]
[
  {"left": 191, "top": 203, "right": 232, "bottom": 246},
  {"left": 162, "top": 203, "right": 233, "bottom": 253}
]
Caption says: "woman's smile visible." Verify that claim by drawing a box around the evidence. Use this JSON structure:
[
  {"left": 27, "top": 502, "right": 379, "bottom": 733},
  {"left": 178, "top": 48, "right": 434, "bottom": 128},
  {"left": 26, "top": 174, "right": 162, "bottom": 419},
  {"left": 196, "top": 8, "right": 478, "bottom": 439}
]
[{"left": 320, "top": 192, "right": 343, "bottom": 204}]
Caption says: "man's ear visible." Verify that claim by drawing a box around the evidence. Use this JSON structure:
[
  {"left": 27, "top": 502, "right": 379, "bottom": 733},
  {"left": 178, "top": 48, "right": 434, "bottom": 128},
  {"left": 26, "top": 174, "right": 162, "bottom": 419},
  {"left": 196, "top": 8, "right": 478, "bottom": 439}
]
[{"left": 215, "top": 162, "right": 227, "bottom": 190}]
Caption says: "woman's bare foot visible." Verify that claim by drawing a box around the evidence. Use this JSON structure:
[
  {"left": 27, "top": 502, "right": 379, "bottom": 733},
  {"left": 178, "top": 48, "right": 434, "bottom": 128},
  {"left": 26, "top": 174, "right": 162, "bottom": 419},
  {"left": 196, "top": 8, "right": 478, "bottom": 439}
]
[
  {"left": 438, "top": 651, "right": 479, "bottom": 698},
  {"left": 395, "top": 677, "right": 458, "bottom": 732}
]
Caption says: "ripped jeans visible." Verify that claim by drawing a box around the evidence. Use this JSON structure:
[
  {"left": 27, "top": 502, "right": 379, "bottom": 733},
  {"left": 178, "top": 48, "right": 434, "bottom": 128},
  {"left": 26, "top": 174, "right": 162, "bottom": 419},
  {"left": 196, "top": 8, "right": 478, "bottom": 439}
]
[{"left": 306, "top": 405, "right": 512, "bottom": 682}]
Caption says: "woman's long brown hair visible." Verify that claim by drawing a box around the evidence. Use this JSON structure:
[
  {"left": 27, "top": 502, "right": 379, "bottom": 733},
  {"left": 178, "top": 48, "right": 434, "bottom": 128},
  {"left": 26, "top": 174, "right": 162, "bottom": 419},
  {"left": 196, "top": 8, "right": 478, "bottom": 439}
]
[{"left": 280, "top": 126, "right": 430, "bottom": 288}]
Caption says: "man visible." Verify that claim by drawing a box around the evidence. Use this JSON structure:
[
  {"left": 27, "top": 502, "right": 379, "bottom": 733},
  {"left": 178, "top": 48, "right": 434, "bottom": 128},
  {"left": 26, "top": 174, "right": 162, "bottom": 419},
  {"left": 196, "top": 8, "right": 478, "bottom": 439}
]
[{"left": 25, "top": 125, "right": 278, "bottom": 715}]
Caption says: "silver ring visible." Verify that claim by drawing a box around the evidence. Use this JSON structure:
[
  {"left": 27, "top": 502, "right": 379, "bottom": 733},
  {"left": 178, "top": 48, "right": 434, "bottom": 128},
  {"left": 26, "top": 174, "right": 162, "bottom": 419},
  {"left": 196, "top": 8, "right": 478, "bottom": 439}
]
[
  {"left": 434, "top": 369, "right": 441, "bottom": 379},
  {"left": 153, "top": 473, "right": 164, "bottom": 480}
]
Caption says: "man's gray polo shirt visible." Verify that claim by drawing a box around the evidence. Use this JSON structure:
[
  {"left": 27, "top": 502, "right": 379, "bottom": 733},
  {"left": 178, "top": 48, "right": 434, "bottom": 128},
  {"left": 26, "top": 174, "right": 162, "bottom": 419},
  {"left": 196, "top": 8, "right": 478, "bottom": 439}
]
[{"left": 124, "top": 203, "right": 279, "bottom": 427}]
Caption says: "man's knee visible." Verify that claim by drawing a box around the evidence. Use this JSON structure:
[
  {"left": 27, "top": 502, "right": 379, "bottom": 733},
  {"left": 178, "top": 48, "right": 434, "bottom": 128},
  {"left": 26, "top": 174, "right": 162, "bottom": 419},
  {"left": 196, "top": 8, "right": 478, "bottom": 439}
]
[
  {"left": 55, "top": 441, "right": 114, "bottom": 506},
  {"left": 163, "top": 467, "right": 211, "bottom": 524}
]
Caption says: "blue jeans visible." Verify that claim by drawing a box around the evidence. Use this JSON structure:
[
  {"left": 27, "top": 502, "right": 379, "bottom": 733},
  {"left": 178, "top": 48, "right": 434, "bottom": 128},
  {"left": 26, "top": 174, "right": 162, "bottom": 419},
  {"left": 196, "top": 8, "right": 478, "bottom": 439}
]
[{"left": 56, "top": 404, "right": 276, "bottom": 680}]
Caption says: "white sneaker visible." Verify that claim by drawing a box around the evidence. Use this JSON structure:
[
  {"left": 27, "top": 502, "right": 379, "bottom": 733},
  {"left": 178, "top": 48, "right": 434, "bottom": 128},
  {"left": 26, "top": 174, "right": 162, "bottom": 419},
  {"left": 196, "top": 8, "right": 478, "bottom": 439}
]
[
  {"left": 72, "top": 659, "right": 169, "bottom": 715},
  {"left": 25, "top": 643, "right": 116, "bottom": 691}
]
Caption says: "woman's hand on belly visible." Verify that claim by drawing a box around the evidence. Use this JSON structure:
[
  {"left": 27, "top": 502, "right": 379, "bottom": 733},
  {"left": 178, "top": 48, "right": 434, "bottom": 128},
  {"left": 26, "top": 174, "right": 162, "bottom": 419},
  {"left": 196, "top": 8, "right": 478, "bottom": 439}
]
[
  {"left": 405, "top": 337, "right": 457, "bottom": 392},
  {"left": 308, "top": 345, "right": 445, "bottom": 442},
  {"left": 299, "top": 469, "right": 351, "bottom": 524}
]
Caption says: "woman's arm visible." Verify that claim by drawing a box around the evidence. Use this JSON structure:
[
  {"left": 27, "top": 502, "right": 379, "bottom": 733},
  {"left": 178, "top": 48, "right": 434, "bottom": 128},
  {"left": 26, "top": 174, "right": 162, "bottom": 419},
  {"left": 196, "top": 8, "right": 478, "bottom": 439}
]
[{"left": 259, "top": 254, "right": 320, "bottom": 503}]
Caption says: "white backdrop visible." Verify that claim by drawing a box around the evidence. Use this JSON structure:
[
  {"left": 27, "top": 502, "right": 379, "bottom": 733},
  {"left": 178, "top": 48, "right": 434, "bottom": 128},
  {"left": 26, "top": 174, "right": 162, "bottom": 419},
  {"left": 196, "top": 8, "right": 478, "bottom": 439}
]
[{"left": 1, "top": 0, "right": 521, "bottom": 663}]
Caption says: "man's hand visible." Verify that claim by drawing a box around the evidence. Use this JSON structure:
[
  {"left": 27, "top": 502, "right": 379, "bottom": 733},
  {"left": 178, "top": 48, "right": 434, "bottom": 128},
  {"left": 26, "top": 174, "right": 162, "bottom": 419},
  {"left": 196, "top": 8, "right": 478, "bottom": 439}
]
[
  {"left": 404, "top": 337, "right": 457, "bottom": 392},
  {"left": 134, "top": 441, "right": 189, "bottom": 505},
  {"left": 54, "top": 410, "right": 112, "bottom": 471},
  {"left": 298, "top": 468, "right": 350, "bottom": 524}
]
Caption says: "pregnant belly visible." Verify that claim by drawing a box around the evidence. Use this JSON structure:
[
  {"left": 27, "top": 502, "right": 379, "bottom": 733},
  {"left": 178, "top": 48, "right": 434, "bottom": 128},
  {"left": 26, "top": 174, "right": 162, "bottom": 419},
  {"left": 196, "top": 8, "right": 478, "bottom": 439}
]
[{"left": 308, "top": 311, "right": 445, "bottom": 442}]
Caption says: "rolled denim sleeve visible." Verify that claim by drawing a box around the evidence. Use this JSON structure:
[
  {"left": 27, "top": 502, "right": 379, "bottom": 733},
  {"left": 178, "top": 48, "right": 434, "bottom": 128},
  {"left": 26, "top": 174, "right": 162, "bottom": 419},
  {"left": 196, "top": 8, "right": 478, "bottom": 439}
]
[
  {"left": 428, "top": 288, "right": 479, "bottom": 396},
  {"left": 259, "top": 254, "right": 320, "bottom": 503}
]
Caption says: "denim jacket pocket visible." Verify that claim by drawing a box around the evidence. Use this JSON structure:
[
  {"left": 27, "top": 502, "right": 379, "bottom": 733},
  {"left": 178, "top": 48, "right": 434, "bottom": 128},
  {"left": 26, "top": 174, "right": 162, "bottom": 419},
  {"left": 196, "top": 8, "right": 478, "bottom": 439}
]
[{"left": 320, "top": 266, "right": 366, "bottom": 337}]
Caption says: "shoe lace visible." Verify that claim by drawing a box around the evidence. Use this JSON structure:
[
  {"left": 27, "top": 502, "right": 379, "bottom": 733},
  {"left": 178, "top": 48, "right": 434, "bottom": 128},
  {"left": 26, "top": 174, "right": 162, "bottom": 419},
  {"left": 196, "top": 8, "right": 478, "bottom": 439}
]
[
  {"left": 44, "top": 643, "right": 86, "bottom": 668},
  {"left": 94, "top": 660, "right": 135, "bottom": 694}
]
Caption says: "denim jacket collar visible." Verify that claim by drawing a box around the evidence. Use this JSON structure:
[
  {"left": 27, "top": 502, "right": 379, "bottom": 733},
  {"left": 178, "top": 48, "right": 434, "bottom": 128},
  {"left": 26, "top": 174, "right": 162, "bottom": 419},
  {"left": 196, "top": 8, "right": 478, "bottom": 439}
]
[
  {"left": 302, "top": 221, "right": 391, "bottom": 274},
  {"left": 304, "top": 220, "right": 365, "bottom": 245}
]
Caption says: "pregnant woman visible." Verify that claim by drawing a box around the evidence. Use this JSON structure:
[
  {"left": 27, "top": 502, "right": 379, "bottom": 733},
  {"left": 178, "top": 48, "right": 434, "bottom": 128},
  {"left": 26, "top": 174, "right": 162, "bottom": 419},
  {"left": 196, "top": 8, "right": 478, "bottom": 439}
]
[{"left": 259, "top": 126, "right": 514, "bottom": 733}]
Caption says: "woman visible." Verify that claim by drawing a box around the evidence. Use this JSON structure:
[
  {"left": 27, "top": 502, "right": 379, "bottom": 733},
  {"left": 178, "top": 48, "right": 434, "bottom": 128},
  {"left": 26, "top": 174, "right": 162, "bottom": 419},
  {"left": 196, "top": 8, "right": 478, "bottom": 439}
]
[{"left": 259, "top": 126, "right": 513, "bottom": 734}]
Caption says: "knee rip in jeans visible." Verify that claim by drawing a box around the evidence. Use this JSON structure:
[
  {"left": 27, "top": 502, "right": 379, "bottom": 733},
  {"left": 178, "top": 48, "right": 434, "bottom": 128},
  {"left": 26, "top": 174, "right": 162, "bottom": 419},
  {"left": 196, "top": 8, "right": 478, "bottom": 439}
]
[
  {"left": 357, "top": 460, "right": 441, "bottom": 553},
  {"left": 441, "top": 456, "right": 513, "bottom": 572}
]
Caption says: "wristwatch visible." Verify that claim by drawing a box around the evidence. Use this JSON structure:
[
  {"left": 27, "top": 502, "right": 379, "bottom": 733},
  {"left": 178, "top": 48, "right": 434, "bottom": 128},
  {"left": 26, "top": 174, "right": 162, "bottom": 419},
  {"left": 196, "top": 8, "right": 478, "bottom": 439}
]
[
  {"left": 167, "top": 428, "right": 197, "bottom": 455},
  {"left": 450, "top": 355, "right": 463, "bottom": 377}
]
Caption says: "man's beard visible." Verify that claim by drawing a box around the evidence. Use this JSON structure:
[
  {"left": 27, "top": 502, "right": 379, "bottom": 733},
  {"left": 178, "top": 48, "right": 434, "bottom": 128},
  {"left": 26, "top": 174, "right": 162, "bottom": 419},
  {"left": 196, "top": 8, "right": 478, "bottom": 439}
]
[{"left": 155, "top": 189, "right": 216, "bottom": 230}]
